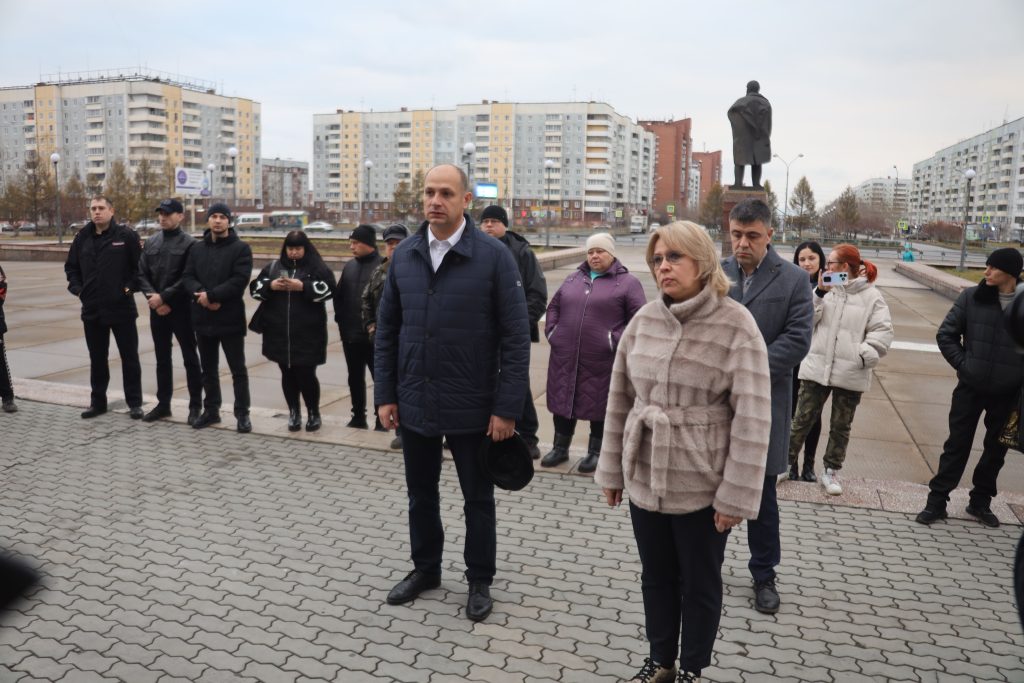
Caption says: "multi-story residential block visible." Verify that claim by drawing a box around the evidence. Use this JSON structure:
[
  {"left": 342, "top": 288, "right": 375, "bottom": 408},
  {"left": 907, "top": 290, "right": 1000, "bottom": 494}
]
[
  {"left": 853, "top": 176, "right": 909, "bottom": 217},
  {"left": 639, "top": 118, "right": 692, "bottom": 219},
  {"left": 0, "top": 69, "right": 261, "bottom": 203},
  {"left": 261, "top": 158, "right": 308, "bottom": 209},
  {"left": 688, "top": 161, "right": 702, "bottom": 211},
  {"left": 691, "top": 150, "right": 722, "bottom": 209},
  {"left": 313, "top": 100, "right": 655, "bottom": 224},
  {"left": 911, "top": 116, "right": 1024, "bottom": 237}
]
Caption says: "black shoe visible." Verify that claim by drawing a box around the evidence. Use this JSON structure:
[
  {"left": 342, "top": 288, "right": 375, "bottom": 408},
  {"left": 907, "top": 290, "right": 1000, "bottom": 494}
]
[
  {"left": 192, "top": 411, "right": 221, "bottom": 429},
  {"left": 187, "top": 408, "right": 202, "bottom": 426},
  {"left": 346, "top": 415, "right": 368, "bottom": 429},
  {"left": 306, "top": 413, "right": 321, "bottom": 432},
  {"left": 787, "top": 464, "right": 799, "bottom": 481},
  {"left": 142, "top": 404, "right": 171, "bottom": 422},
  {"left": 466, "top": 581, "right": 493, "bottom": 622},
  {"left": 390, "top": 435, "right": 403, "bottom": 450},
  {"left": 129, "top": 406, "right": 144, "bottom": 420},
  {"left": 540, "top": 433, "right": 572, "bottom": 468},
  {"left": 965, "top": 504, "right": 1000, "bottom": 528},
  {"left": 386, "top": 570, "right": 441, "bottom": 605},
  {"left": 81, "top": 405, "right": 107, "bottom": 419},
  {"left": 2, "top": 398, "right": 17, "bottom": 413},
  {"left": 577, "top": 435, "right": 601, "bottom": 474},
  {"left": 287, "top": 408, "right": 302, "bottom": 432},
  {"left": 237, "top": 415, "right": 252, "bottom": 433},
  {"left": 800, "top": 464, "right": 817, "bottom": 483},
  {"left": 373, "top": 416, "right": 387, "bottom": 432},
  {"left": 753, "top": 578, "right": 780, "bottom": 614},
  {"left": 914, "top": 506, "right": 947, "bottom": 525},
  {"left": 525, "top": 441, "right": 541, "bottom": 460}
]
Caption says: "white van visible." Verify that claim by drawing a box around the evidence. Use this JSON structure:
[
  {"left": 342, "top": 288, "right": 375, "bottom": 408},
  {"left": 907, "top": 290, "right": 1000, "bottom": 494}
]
[
  {"left": 233, "top": 213, "right": 268, "bottom": 230},
  {"left": 629, "top": 215, "right": 647, "bottom": 234}
]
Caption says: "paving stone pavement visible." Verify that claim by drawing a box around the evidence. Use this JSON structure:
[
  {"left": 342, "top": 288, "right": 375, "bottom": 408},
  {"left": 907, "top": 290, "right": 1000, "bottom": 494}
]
[{"left": 1, "top": 400, "right": 1022, "bottom": 682}]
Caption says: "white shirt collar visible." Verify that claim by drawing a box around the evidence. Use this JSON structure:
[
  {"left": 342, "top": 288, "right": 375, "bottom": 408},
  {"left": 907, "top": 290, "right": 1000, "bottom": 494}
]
[{"left": 428, "top": 217, "right": 467, "bottom": 250}]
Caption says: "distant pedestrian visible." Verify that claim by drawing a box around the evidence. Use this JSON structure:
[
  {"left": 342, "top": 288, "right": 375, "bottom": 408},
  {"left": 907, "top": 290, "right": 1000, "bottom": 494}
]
[
  {"left": 788, "top": 241, "right": 826, "bottom": 481},
  {"left": 250, "top": 231, "right": 336, "bottom": 432},
  {"left": 64, "top": 196, "right": 144, "bottom": 420},
  {"left": 479, "top": 205, "right": 548, "bottom": 459},
  {"left": 789, "top": 244, "right": 893, "bottom": 496},
  {"left": 916, "top": 247, "right": 1024, "bottom": 528},
  {"left": 597, "top": 221, "right": 771, "bottom": 683},
  {"left": 335, "top": 224, "right": 382, "bottom": 430},
  {"left": 182, "top": 202, "right": 254, "bottom": 433},
  {"left": 721, "top": 198, "right": 813, "bottom": 615},
  {"left": 542, "top": 233, "right": 645, "bottom": 473},
  {"left": 0, "top": 264, "right": 16, "bottom": 413},
  {"left": 137, "top": 199, "right": 203, "bottom": 425},
  {"left": 362, "top": 223, "right": 408, "bottom": 449},
  {"left": 375, "top": 164, "right": 530, "bottom": 623}
]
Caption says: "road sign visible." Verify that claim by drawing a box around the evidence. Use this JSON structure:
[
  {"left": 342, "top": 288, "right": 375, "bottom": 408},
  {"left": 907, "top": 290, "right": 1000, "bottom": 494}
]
[
  {"left": 614, "top": 209, "right": 623, "bottom": 218},
  {"left": 175, "top": 167, "right": 206, "bottom": 196},
  {"left": 982, "top": 213, "right": 992, "bottom": 224},
  {"left": 666, "top": 204, "right": 676, "bottom": 215}
]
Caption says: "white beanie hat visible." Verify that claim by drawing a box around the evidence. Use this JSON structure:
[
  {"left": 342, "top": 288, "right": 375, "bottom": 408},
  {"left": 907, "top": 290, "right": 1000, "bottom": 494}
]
[{"left": 586, "top": 232, "right": 616, "bottom": 257}]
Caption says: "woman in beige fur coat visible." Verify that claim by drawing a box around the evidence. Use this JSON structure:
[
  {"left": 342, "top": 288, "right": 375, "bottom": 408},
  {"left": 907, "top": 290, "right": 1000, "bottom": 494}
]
[{"left": 595, "top": 221, "right": 772, "bottom": 683}]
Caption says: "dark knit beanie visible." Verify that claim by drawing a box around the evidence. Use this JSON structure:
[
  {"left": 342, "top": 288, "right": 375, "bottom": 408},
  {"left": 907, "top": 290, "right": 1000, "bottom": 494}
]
[
  {"left": 208, "top": 202, "right": 232, "bottom": 220},
  {"left": 350, "top": 224, "right": 377, "bottom": 247},
  {"left": 480, "top": 205, "right": 508, "bottom": 227},
  {"left": 986, "top": 247, "right": 1023, "bottom": 279}
]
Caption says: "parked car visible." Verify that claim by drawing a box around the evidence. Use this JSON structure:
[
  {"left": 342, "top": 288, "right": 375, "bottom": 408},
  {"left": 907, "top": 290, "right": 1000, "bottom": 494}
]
[
  {"left": 0, "top": 222, "right": 13, "bottom": 233},
  {"left": 134, "top": 219, "right": 160, "bottom": 233},
  {"left": 648, "top": 222, "right": 662, "bottom": 233},
  {"left": 68, "top": 221, "right": 88, "bottom": 233},
  {"left": 18, "top": 222, "right": 36, "bottom": 232},
  {"left": 304, "top": 221, "right": 334, "bottom": 232}
]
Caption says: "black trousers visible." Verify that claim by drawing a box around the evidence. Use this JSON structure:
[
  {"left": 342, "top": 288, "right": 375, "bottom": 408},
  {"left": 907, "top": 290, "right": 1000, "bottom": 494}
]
[
  {"left": 630, "top": 503, "right": 729, "bottom": 673},
  {"left": 150, "top": 308, "right": 202, "bottom": 409},
  {"left": 342, "top": 339, "right": 374, "bottom": 417},
  {"left": 401, "top": 428, "right": 496, "bottom": 583},
  {"left": 83, "top": 318, "right": 143, "bottom": 409},
  {"left": 927, "top": 380, "right": 1015, "bottom": 509},
  {"left": 518, "top": 378, "right": 539, "bottom": 445},
  {"left": 746, "top": 473, "right": 780, "bottom": 582},
  {"left": 197, "top": 334, "right": 249, "bottom": 416},
  {"left": 0, "top": 336, "right": 13, "bottom": 401},
  {"left": 279, "top": 363, "right": 320, "bottom": 413},
  {"left": 553, "top": 414, "right": 604, "bottom": 441}
]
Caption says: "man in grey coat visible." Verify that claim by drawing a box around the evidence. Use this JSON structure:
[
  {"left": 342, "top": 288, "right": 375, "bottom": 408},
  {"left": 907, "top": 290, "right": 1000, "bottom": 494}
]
[{"left": 722, "top": 198, "right": 813, "bottom": 614}]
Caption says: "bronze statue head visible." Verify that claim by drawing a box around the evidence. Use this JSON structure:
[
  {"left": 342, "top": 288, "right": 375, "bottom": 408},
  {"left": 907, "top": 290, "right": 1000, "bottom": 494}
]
[{"left": 746, "top": 80, "right": 760, "bottom": 94}]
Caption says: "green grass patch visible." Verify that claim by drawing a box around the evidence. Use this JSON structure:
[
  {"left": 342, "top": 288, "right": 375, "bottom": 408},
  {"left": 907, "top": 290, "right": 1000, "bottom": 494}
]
[{"left": 934, "top": 266, "right": 984, "bottom": 283}]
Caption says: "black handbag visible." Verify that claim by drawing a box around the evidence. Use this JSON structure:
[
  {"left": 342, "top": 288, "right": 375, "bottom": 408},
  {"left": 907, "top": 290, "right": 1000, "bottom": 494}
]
[
  {"left": 247, "top": 261, "right": 280, "bottom": 334},
  {"left": 998, "top": 389, "right": 1024, "bottom": 452}
]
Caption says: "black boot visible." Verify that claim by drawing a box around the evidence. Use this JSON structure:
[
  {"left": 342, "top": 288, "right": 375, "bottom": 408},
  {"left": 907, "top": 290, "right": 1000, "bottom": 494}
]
[
  {"left": 787, "top": 462, "right": 799, "bottom": 481},
  {"left": 800, "top": 458, "right": 817, "bottom": 482},
  {"left": 540, "top": 433, "right": 572, "bottom": 468},
  {"left": 577, "top": 435, "right": 601, "bottom": 474},
  {"left": 306, "top": 412, "right": 321, "bottom": 432},
  {"left": 287, "top": 407, "right": 302, "bottom": 432}
]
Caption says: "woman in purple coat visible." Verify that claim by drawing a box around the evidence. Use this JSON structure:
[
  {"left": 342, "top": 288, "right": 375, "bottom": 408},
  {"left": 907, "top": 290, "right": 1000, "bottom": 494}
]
[{"left": 541, "top": 233, "right": 646, "bottom": 473}]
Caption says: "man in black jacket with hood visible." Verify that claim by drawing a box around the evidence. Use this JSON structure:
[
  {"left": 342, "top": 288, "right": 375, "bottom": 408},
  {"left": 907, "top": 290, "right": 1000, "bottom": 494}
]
[
  {"left": 479, "top": 205, "right": 548, "bottom": 458},
  {"left": 137, "top": 198, "right": 202, "bottom": 424},
  {"left": 917, "top": 247, "right": 1024, "bottom": 528},
  {"left": 335, "top": 224, "right": 382, "bottom": 429},
  {"left": 64, "top": 196, "right": 144, "bottom": 419},
  {"left": 182, "top": 203, "right": 254, "bottom": 433}
]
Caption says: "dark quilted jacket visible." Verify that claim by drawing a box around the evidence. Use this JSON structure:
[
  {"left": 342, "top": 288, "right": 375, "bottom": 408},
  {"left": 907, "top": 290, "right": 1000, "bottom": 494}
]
[
  {"left": 544, "top": 259, "right": 646, "bottom": 421},
  {"left": 181, "top": 228, "right": 253, "bottom": 337},
  {"left": 937, "top": 281, "right": 1024, "bottom": 395},
  {"left": 373, "top": 217, "right": 531, "bottom": 436}
]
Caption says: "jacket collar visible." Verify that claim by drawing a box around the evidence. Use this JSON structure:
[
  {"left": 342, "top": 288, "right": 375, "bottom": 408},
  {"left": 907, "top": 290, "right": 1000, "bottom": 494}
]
[
  {"left": 203, "top": 227, "right": 239, "bottom": 246},
  {"left": 724, "top": 244, "right": 784, "bottom": 303},
  {"left": 576, "top": 258, "right": 629, "bottom": 278},
  {"left": 413, "top": 214, "right": 477, "bottom": 264}
]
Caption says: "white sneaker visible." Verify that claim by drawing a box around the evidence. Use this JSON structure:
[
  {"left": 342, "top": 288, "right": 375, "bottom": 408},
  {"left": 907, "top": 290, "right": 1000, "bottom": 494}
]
[{"left": 821, "top": 468, "right": 842, "bottom": 495}]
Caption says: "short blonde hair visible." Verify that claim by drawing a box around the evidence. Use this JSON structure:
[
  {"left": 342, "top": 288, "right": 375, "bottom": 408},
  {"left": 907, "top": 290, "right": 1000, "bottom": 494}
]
[{"left": 646, "top": 221, "right": 732, "bottom": 297}]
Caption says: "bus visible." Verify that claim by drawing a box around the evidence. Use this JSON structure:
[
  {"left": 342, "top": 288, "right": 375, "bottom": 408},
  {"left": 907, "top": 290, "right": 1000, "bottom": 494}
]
[{"left": 269, "top": 211, "right": 309, "bottom": 230}]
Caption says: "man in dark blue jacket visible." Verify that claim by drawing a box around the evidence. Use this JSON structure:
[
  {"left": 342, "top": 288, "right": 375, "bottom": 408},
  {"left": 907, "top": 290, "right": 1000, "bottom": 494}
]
[
  {"left": 375, "top": 164, "right": 530, "bottom": 622},
  {"left": 64, "top": 196, "right": 144, "bottom": 419}
]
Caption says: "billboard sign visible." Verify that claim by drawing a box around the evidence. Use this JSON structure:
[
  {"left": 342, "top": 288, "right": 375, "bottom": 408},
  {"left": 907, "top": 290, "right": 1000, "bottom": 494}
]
[
  {"left": 175, "top": 167, "right": 207, "bottom": 196},
  {"left": 475, "top": 182, "right": 498, "bottom": 199}
]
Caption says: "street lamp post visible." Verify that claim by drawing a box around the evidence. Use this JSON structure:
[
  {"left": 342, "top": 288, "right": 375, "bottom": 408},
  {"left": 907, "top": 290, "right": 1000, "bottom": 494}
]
[
  {"left": 772, "top": 152, "right": 803, "bottom": 237},
  {"left": 227, "top": 146, "right": 238, "bottom": 206},
  {"left": 544, "top": 158, "right": 556, "bottom": 248},
  {"left": 50, "top": 152, "right": 63, "bottom": 244},
  {"left": 462, "top": 142, "right": 475, "bottom": 210},
  {"left": 958, "top": 168, "right": 976, "bottom": 270},
  {"left": 892, "top": 164, "right": 900, "bottom": 240},
  {"left": 363, "top": 158, "right": 374, "bottom": 223}
]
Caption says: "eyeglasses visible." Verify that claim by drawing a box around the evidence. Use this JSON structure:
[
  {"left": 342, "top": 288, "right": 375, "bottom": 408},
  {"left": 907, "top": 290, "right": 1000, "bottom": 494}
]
[
  {"left": 826, "top": 260, "right": 844, "bottom": 267},
  {"left": 649, "top": 252, "right": 686, "bottom": 268}
]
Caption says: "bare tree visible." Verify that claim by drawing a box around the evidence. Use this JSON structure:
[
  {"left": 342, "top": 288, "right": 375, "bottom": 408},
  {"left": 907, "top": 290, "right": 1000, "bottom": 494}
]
[
  {"left": 763, "top": 180, "right": 780, "bottom": 229},
  {"left": 103, "top": 160, "right": 135, "bottom": 224},
  {"left": 698, "top": 182, "right": 724, "bottom": 230},
  {"left": 836, "top": 186, "right": 860, "bottom": 239}
]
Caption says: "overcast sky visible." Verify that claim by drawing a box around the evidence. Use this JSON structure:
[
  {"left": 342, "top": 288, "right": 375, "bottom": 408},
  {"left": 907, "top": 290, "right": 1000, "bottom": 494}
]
[{"left": 3, "top": 0, "right": 1023, "bottom": 204}]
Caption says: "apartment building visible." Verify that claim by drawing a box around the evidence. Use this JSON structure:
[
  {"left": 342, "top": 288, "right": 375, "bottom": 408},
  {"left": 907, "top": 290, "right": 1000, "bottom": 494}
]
[
  {"left": 262, "top": 158, "right": 309, "bottom": 209},
  {"left": 853, "top": 177, "right": 910, "bottom": 216},
  {"left": 0, "top": 69, "right": 261, "bottom": 203},
  {"left": 313, "top": 100, "right": 655, "bottom": 224},
  {"left": 639, "top": 118, "right": 692, "bottom": 219},
  {"left": 910, "top": 116, "right": 1024, "bottom": 237},
  {"left": 691, "top": 150, "right": 723, "bottom": 208}
]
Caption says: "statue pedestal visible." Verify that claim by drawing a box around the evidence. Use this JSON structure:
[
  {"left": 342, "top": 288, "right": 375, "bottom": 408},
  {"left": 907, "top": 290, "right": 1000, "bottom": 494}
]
[{"left": 720, "top": 187, "right": 768, "bottom": 257}]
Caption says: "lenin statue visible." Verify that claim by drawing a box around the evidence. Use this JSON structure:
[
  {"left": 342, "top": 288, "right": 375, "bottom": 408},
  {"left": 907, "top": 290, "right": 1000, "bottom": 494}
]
[{"left": 728, "top": 80, "right": 772, "bottom": 190}]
